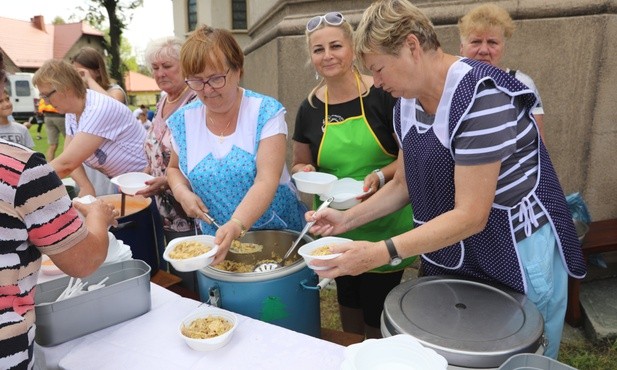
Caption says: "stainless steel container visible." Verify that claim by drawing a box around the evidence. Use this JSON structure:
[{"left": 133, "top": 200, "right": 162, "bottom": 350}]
[{"left": 381, "top": 276, "right": 544, "bottom": 369}]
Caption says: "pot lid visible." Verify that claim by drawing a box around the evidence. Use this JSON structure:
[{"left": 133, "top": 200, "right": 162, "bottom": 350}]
[{"left": 382, "top": 276, "right": 544, "bottom": 368}]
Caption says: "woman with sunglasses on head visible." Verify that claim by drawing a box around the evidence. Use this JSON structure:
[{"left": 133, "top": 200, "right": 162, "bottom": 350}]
[
  {"left": 292, "top": 11, "right": 414, "bottom": 339},
  {"left": 306, "top": 0, "right": 585, "bottom": 358},
  {"left": 166, "top": 25, "right": 306, "bottom": 265},
  {"left": 33, "top": 59, "right": 147, "bottom": 197}
]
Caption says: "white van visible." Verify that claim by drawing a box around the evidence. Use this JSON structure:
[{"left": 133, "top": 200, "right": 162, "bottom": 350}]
[{"left": 5, "top": 72, "right": 39, "bottom": 122}]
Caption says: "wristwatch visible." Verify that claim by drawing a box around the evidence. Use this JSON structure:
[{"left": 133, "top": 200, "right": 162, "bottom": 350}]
[
  {"left": 372, "top": 169, "right": 385, "bottom": 188},
  {"left": 384, "top": 238, "right": 402, "bottom": 266}
]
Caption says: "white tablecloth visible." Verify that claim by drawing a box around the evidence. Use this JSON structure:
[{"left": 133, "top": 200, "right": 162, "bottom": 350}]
[{"left": 36, "top": 282, "right": 345, "bottom": 370}]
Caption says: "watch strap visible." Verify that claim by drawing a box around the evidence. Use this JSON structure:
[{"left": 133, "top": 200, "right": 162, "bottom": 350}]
[
  {"left": 373, "top": 169, "right": 385, "bottom": 188},
  {"left": 385, "top": 238, "right": 399, "bottom": 260}
]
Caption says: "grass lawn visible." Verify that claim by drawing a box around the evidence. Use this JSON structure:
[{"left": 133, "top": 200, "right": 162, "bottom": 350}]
[{"left": 27, "top": 121, "right": 65, "bottom": 158}]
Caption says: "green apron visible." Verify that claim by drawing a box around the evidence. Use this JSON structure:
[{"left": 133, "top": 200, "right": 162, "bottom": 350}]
[{"left": 316, "top": 73, "right": 415, "bottom": 273}]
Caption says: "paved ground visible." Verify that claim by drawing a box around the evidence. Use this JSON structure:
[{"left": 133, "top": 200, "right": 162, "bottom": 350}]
[{"left": 579, "top": 251, "right": 617, "bottom": 342}]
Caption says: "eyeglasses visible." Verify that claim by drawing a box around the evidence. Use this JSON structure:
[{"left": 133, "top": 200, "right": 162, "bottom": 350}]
[
  {"left": 39, "top": 89, "right": 57, "bottom": 100},
  {"left": 306, "top": 12, "right": 345, "bottom": 33},
  {"left": 185, "top": 69, "right": 230, "bottom": 91}
]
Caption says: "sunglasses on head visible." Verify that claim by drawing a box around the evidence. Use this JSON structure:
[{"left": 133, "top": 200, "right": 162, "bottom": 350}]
[{"left": 306, "top": 12, "right": 345, "bottom": 33}]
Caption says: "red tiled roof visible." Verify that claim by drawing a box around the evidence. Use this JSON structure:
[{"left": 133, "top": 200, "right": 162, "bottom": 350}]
[
  {"left": 124, "top": 70, "right": 159, "bottom": 93},
  {"left": 53, "top": 22, "right": 104, "bottom": 59},
  {"left": 0, "top": 15, "right": 104, "bottom": 69},
  {"left": 0, "top": 16, "right": 54, "bottom": 68}
]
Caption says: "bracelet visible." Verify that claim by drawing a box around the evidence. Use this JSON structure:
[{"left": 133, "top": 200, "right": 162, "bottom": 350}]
[
  {"left": 372, "top": 169, "right": 385, "bottom": 188},
  {"left": 230, "top": 217, "right": 247, "bottom": 238}
]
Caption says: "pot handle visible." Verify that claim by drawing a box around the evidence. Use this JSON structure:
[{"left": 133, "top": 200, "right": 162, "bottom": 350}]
[{"left": 301, "top": 278, "right": 332, "bottom": 291}]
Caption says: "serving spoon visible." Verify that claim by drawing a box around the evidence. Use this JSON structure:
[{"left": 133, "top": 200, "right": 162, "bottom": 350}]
[{"left": 254, "top": 196, "right": 334, "bottom": 272}]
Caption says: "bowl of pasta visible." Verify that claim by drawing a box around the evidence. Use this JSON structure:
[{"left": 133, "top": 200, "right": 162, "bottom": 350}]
[
  {"left": 179, "top": 306, "right": 238, "bottom": 351},
  {"left": 298, "top": 236, "right": 349, "bottom": 271},
  {"left": 163, "top": 235, "right": 218, "bottom": 272}
]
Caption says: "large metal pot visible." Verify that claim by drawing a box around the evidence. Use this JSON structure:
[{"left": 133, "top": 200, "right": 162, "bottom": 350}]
[
  {"left": 381, "top": 276, "right": 545, "bottom": 369},
  {"left": 197, "top": 229, "right": 322, "bottom": 337}
]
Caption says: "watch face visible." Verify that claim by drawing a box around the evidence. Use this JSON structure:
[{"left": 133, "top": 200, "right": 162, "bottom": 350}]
[{"left": 390, "top": 257, "right": 402, "bottom": 266}]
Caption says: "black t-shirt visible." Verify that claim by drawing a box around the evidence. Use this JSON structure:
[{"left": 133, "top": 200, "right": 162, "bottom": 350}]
[{"left": 293, "top": 86, "right": 399, "bottom": 162}]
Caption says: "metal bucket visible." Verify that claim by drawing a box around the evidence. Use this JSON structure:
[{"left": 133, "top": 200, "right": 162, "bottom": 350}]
[
  {"left": 381, "top": 276, "right": 545, "bottom": 369},
  {"left": 197, "top": 229, "right": 322, "bottom": 337},
  {"left": 98, "top": 194, "right": 165, "bottom": 275}
]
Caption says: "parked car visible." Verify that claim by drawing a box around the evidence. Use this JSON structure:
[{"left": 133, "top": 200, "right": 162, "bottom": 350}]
[{"left": 5, "top": 72, "right": 39, "bottom": 122}]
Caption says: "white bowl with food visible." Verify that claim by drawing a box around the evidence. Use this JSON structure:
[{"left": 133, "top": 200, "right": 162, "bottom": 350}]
[
  {"left": 292, "top": 171, "right": 337, "bottom": 194},
  {"left": 110, "top": 172, "right": 155, "bottom": 196},
  {"left": 163, "top": 235, "right": 218, "bottom": 272},
  {"left": 179, "top": 306, "right": 238, "bottom": 352},
  {"left": 298, "top": 236, "right": 349, "bottom": 271},
  {"left": 320, "top": 178, "right": 369, "bottom": 210}
]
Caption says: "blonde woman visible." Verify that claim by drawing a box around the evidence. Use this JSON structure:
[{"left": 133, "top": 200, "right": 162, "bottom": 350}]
[
  {"left": 458, "top": 4, "right": 545, "bottom": 140},
  {"left": 292, "top": 12, "right": 414, "bottom": 339}
]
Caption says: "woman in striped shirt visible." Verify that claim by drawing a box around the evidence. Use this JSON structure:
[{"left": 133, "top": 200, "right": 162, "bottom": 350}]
[
  {"left": 33, "top": 60, "right": 147, "bottom": 197},
  {"left": 306, "top": 0, "right": 585, "bottom": 359},
  {"left": 0, "top": 54, "right": 118, "bottom": 367}
]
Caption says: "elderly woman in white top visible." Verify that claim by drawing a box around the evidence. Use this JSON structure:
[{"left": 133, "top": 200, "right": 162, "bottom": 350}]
[
  {"left": 33, "top": 59, "right": 147, "bottom": 197},
  {"left": 458, "top": 3, "right": 545, "bottom": 140}
]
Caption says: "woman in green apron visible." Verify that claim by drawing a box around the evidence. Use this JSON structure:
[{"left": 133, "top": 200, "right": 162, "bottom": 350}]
[{"left": 292, "top": 12, "right": 415, "bottom": 339}]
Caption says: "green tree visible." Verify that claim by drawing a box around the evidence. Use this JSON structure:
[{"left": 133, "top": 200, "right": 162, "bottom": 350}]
[{"left": 77, "top": 0, "right": 144, "bottom": 88}]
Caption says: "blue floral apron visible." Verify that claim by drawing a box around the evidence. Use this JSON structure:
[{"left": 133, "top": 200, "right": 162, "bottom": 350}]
[{"left": 169, "top": 91, "right": 305, "bottom": 236}]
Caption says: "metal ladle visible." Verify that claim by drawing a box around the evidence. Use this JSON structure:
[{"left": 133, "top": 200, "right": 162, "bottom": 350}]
[
  {"left": 254, "top": 196, "right": 334, "bottom": 272},
  {"left": 203, "top": 212, "right": 222, "bottom": 229}
]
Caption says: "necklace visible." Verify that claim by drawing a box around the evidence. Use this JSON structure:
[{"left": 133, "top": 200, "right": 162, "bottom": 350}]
[
  {"left": 166, "top": 86, "right": 188, "bottom": 104},
  {"left": 207, "top": 115, "right": 232, "bottom": 143}
]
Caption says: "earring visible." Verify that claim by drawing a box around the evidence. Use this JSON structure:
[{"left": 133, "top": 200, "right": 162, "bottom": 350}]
[{"left": 315, "top": 71, "right": 320, "bottom": 80}]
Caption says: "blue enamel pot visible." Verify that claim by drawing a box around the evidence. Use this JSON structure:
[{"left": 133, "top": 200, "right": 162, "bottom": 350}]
[{"left": 197, "top": 229, "right": 322, "bottom": 337}]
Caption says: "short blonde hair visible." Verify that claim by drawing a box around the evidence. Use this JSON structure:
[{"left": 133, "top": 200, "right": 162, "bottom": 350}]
[
  {"left": 33, "top": 59, "right": 87, "bottom": 98},
  {"left": 458, "top": 4, "right": 516, "bottom": 41},
  {"left": 354, "top": 0, "right": 440, "bottom": 66},
  {"left": 180, "top": 25, "right": 244, "bottom": 78}
]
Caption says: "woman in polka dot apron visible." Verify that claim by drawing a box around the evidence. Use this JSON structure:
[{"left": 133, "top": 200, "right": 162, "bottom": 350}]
[
  {"left": 166, "top": 25, "right": 306, "bottom": 265},
  {"left": 305, "top": 0, "right": 585, "bottom": 359}
]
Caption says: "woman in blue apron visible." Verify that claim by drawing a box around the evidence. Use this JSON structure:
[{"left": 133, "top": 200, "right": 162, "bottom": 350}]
[
  {"left": 306, "top": 1, "right": 585, "bottom": 359},
  {"left": 293, "top": 12, "right": 414, "bottom": 339},
  {"left": 166, "top": 25, "right": 305, "bottom": 265}
]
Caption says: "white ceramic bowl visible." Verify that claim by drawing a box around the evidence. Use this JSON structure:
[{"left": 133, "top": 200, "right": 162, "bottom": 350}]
[
  {"left": 341, "top": 334, "right": 448, "bottom": 370},
  {"left": 179, "top": 306, "right": 238, "bottom": 352},
  {"left": 298, "top": 236, "right": 349, "bottom": 271},
  {"left": 110, "top": 172, "right": 155, "bottom": 196},
  {"left": 292, "top": 171, "right": 337, "bottom": 194},
  {"left": 163, "top": 235, "right": 218, "bottom": 272},
  {"left": 320, "top": 178, "right": 368, "bottom": 210}
]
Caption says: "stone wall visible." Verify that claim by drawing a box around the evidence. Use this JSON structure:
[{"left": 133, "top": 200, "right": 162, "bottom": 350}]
[{"left": 241, "top": 0, "right": 617, "bottom": 220}]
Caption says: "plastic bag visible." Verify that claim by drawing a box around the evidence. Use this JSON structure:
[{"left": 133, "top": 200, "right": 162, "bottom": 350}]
[
  {"left": 566, "top": 192, "right": 591, "bottom": 224},
  {"left": 566, "top": 193, "right": 607, "bottom": 268}
]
